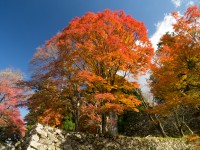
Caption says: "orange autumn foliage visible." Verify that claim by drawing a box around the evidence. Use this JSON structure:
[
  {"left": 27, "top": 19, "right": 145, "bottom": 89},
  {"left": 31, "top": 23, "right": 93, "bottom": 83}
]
[
  {"left": 150, "top": 6, "right": 200, "bottom": 114},
  {"left": 30, "top": 9, "right": 153, "bottom": 128}
]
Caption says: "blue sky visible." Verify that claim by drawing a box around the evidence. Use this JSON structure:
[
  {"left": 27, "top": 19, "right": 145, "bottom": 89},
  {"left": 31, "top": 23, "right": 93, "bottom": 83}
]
[{"left": 0, "top": 0, "right": 199, "bottom": 118}]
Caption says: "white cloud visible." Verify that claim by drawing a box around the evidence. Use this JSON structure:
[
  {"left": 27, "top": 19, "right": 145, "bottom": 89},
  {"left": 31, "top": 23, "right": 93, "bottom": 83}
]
[
  {"left": 139, "top": 14, "right": 176, "bottom": 100},
  {"left": 171, "top": 0, "right": 200, "bottom": 7},
  {"left": 171, "top": 0, "right": 182, "bottom": 7},
  {"left": 143, "top": 1, "right": 200, "bottom": 100},
  {"left": 187, "top": 0, "right": 195, "bottom": 6},
  {"left": 126, "top": 14, "right": 176, "bottom": 100},
  {"left": 150, "top": 14, "right": 176, "bottom": 51},
  {"left": 138, "top": 73, "right": 153, "bottom": 100}
]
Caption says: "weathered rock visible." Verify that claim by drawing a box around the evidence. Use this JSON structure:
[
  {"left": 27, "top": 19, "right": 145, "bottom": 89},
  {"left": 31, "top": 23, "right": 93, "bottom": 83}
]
[
  {"left": 0, "top": 142, "right": 15, "bottom": 150},
  {"left": 26, "top": 146, "right": 36, "bottom": 150},
  {"left": 47, "top": 145, "right": 56, "bottom": 150},
  {"left": 9, "top": 123, "right": 197, "bottom": 150},
  {"left": 36, "top": 127, "right": 48, "bottom": 137},
  {"left": 29, "top": 140, "right": 42, "bottom": 149},
  {"left": 31, "top": 134, "right": 39, "bottom": 142},
  {"left": 39, "top": 138, "right": 53, "bottom": 145}
]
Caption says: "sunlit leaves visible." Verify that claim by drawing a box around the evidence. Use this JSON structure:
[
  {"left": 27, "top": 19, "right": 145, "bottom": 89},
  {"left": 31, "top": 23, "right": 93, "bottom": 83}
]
[
  {"left": 29, "top": 9, "right": 153, "bottom": 130},
  {"left": 150, "top": 6, "right": 200, "bottom": 115}
]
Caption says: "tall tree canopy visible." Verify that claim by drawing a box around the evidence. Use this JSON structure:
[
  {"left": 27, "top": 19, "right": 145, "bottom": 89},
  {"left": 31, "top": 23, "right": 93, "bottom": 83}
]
[
  {"left": 0, "top": 68, "right": 26, "bottom": 142},
  {"left": 150, "top": 6, "right": 200, "bottom": 136},
  {"left": 29, "top": 9, "right": 153, "bottom": 134}
]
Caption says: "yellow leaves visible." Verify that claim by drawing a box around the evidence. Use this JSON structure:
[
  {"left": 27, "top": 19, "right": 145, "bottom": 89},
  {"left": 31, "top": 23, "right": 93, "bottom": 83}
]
[
  {"left": 101, "top": 103, "right": 124, "bottom": 114},
  {"left": 118, "top": 94, "right": 141, "bottom": 112},
  {"left": 95, "top": 93, "right": 116, "bottom": 101},
  {"left": 180, "top": 74, "right": 187, "bottom": 81},
  {"left": 150, "top": 6, "right": 200, "bottom": 116},
  {"left": 133, "top": 108, "right": 140, "bottom": 112}
]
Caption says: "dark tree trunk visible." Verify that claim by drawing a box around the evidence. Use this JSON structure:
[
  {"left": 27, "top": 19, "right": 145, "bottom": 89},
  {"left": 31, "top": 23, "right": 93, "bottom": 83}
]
[
  {"left": 74, "top": 108, "right": 79, "bottom": 131},
  {"left": 102, "top": 114, "right": 107, "bottom": 134},
  {"left": 108, "top": 112, "right": 118, "bottom": 136}
]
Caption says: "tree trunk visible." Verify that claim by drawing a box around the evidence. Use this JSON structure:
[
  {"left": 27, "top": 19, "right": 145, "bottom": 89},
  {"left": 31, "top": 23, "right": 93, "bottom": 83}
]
[
  {"left": 102, "top": 114, "right": 107, "bottom": 134},
  {"left": 147, "top": 114, "right": 168, "bottom": 137},
  {"left": 134, "top": 88, "right": 168, "bottom": 137},
  {"left": 156, "top": 115, "right": 168, "bottom": 137},
  {"left": 108, "top": 112, "right": 118, "bottom": 136},
  {"left": 74, "top": 108, "right": 79, "bottom": 131},
  {"left": 174, "top": 110, "right": 184, "bottom": 137},
  {"left": 183, "top": 121, "right": 194, "bottom": 135}
]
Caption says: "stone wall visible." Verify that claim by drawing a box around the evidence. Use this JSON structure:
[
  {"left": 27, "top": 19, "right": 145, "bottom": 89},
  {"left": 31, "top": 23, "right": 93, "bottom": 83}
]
[
  {"left": 2, "top": 123, "right": 198, "bottom": 150},
  {"left": 0, "top": 142, "right": 14, "bottom": 150}
]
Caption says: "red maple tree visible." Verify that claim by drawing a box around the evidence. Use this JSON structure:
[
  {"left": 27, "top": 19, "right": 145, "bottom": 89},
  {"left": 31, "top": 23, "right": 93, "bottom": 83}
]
[
  {"left": 29, "top": 9, "right": 153, "bottom": 135},
  {"left": 0, "top": 68, "right": 26, "bottom": 142}
]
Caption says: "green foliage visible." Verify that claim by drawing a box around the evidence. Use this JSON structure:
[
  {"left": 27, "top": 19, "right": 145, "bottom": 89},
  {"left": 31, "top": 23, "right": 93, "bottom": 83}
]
[
  {"left": 62, "top": 114, "right": 75, "bottom": 131},
  {"left": 118, "top": 113, "right": 128, "bottom": 133},
  {"left": 26, "top": 125, "right": 34, "bottom": 132}
]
